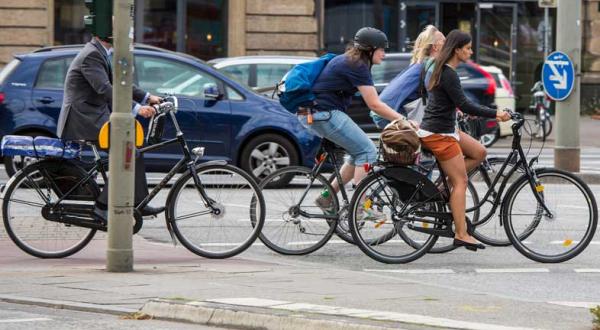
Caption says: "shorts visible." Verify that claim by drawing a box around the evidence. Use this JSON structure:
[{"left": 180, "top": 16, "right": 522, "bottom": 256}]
[{"left": 420, "top": 134, "right": 462, "bottom": 161}]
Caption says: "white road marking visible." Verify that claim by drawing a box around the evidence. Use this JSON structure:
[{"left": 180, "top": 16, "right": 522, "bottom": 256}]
[
  {"left": 547, "top": 301, "right": 600, "bottom": 309},
  {"left": 0, "top": 318, "right": 52, "bottom": 323},
  {"left": 207, "top": 297, "right": 535, "bottom": 330},
  {"left": 574, "top": 269, "right": 600, "bottom": 273},
  {"left": 364, "top": 268, "right": 455, "bottom": 274},
  {"left": 475, "top": 268, "right": 550, "bottom": 273}
]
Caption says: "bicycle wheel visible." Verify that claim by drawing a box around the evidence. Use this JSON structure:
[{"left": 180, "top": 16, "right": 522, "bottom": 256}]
[
  {"left": 259, "top": 166, "right": 337, "bottom": 255},
  {"left": 502, "top": 169, "right": 598, "bottom": 263},
  {"left": 166, "top": 163, "right": 265, "bottom": 259},
  {"left": 2, "top": 160, "right": 98, "bottom": 258},
  {"left": 349, "top": 172, "right": 438, "bottom": 264}
]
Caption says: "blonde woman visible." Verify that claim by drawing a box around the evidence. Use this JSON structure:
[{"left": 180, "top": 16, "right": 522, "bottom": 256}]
[{"left": 371, "top": 25, "right": 445, "bottom": 129}]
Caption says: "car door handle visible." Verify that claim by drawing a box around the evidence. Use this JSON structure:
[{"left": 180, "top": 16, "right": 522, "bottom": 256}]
[{"left": 36, "top": 96, "right": 55, "bottom": 104}]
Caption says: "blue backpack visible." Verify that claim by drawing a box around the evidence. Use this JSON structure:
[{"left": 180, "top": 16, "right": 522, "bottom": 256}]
[{"left": 277, "top": 53, "right": 336, "bottom": 113}]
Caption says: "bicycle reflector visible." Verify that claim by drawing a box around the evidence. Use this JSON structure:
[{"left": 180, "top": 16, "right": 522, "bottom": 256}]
[{"left": 98, "top": 120, "right": 144, "bottom": 149}]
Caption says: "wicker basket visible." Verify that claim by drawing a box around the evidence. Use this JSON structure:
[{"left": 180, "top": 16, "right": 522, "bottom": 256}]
[{"left": 380, "top": 140, "right": 418, "bottom": 165}]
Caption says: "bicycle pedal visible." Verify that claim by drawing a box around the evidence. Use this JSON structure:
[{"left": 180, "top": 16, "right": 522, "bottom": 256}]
[{"left": 142, "top": 214, "right": 158, "bottom": 220}]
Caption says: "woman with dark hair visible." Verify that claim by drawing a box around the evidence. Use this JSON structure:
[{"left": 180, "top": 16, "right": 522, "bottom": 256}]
[
  {"left": 419, "top": 29, "right": 511, "bottom": 251},
  {"left": 298, "top": 27, "right": 403, "bottom": 216}
]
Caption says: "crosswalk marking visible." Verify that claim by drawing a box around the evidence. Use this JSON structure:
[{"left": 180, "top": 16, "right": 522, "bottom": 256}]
[
  {"left": 574, "top": 269, "right": 600, "bottom": 273},
  {"left": 364, "top": 268, "right": 455, "bottom": 274},
  {"left": 475, "top": 268, "right": 550, "bottom": 273},
  {"left": 0, "top": 318, "right": 51, "bottom": 323}
]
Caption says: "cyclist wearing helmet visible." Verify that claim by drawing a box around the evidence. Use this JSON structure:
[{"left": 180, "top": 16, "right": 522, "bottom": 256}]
[{"left": 297, "top": 27, "right": 403, "bottom": 213}]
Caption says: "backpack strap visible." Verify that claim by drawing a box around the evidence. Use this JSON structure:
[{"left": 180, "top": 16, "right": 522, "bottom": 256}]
[{"left": 419, "top": 61, "right": 435, "bottom": 105}]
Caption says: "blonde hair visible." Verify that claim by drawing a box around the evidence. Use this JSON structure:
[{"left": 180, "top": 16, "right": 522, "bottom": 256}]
[{"left": 410, "top": 25, "right": 439, "bottom": 64}]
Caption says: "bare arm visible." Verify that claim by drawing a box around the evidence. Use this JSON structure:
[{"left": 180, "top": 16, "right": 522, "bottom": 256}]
[{"left": 358, "top": 85, "right": 404, "bottom": 121}]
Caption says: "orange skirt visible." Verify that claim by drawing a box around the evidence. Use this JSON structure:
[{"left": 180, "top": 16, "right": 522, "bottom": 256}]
[{"left": 420, "top": 134, "right": 462, "bottom": 161}]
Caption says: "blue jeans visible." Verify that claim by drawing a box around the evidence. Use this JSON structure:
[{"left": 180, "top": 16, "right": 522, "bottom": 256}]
[{"left": 298, "top": 110, "right": 378, "bottom": 166}]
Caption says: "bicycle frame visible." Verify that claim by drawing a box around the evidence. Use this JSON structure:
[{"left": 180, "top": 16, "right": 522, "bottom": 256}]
[{"left": 292, "top": 139, "right": 350, "bottom": 221}]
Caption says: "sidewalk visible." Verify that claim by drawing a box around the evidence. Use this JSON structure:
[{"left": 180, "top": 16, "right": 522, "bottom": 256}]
[{"left": 0, "top": 236, "right": 593, "bottom": 330}]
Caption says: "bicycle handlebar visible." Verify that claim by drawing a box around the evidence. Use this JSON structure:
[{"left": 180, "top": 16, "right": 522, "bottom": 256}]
[{"left": 152, "top": 95, "right": 178, "bottom": 115}]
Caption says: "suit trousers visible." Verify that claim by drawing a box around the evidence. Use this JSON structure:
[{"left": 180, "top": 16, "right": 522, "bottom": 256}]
[{"left": 96, "top": 150, "right": 149, "bottom": 208}]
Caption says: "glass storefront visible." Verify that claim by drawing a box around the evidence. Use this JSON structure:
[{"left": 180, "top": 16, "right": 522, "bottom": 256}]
[
  {"left": 54, "top": 0, "right": 227, "bottom": 60},
  {"left": 324, "top": 0, "right": 556, "bottom": 110}
]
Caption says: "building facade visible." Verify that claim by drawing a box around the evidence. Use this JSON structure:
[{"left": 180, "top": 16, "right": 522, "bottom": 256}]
[{"left": 0, "top": 0, "right": 598, "bottom": 111}]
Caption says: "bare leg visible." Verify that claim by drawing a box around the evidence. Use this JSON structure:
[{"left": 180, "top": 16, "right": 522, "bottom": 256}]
[
  {"left": 438, "top": 153, "right": 479, "bottom": 244},
  {"left": 330, "top": 162, "right": 355, "bottom": 193},
  {"left": 458, "top": 131, "right": 487, "bottom": 173}
]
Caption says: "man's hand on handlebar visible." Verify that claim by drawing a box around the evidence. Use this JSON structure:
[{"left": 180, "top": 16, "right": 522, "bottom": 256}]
[
  {"left": 147, "top": 94, "right": 163, "bottom": 105},
  {"left": 138, "top": 105, "right": 157, "bottom": 118}
]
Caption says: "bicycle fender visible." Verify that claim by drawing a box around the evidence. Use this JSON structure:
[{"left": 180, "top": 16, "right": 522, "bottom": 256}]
[
  {"left": 381, "top": 166, "right": 441, "bottom": 202},
  {"left": 196, "top": 160, "right": 228, "bottom": 168}
]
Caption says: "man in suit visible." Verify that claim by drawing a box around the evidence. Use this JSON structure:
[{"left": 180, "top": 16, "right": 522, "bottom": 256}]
[{"left": 57, "top": 35, "right": 163, "bottom": 221}]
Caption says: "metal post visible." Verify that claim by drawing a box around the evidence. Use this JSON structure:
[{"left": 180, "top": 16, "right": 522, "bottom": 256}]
[
  {"left": 107, "top": 0, "right": 135, "bottom": 272},
  {"left": 544, "top": 7, "right": 550, "bottom": 58},
  {"left": 554, "top": 0, "right": 581, "bottom": 172}
]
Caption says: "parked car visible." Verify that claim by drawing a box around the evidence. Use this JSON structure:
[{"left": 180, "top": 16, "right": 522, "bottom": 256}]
[
  {"left": 210, "top": 54, "right": 498, "bottom": 137},
  {"left": 481, "top": 65, "right": 515, "bottom": 138},
  {"left": 209, "top": 56, "right": 314, "bottom": 90},
  {"left": 0, "top": 45, "right": 321, "bottom": 186}
]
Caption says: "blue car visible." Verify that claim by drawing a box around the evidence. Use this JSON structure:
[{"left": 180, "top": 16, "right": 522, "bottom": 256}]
[{"left": 0, "top": 44, "right": 321, "bottom": 187}]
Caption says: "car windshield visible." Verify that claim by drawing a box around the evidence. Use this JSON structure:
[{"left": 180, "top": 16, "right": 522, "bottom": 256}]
[
  {"left": 214, "top": 66, "right": 268, "bottom": 96},
  {"left": 372, "top": 57, "right": 410, "bottom": 84}
]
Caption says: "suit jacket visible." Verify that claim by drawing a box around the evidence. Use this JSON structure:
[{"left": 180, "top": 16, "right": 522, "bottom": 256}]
[{"left": 57, "top": 38, "right": 147, "bottom": 141}]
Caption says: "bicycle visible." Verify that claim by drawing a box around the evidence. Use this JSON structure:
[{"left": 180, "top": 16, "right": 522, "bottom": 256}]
[
  {"left": 349, "top": 111, "right": 597, "bottom": 263},
  {"left": 526, "top": 81, "right": 553, "bottom": 141},
  {"left": 1, "top": 96, "right": 265, "bottom": 259},
  {"left": 257, "top": 138, "right": 391, "bottom": 255}
]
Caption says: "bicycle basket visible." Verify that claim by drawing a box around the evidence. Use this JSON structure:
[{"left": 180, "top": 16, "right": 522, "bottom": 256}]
[
  {"left": 380, "top": 119, "right": 420, "bottom": 165},
  {"left": 146, "top": 113, "right": 166, "bottom": 145}
]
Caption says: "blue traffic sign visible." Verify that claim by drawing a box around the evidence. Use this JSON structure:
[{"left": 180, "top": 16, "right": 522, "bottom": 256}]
[{"left": 542, "top": 51, "right": 575, "bottom": 101}]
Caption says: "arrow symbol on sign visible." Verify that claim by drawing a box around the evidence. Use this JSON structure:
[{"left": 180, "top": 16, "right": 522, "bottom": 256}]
[{"left": 546, "top": 60, "right": 569, "bottom": 90}]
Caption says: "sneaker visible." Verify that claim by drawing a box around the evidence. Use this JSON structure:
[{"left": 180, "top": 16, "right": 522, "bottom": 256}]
[{"left": 315, "top": 195, "right": 335, "bottom": 214}]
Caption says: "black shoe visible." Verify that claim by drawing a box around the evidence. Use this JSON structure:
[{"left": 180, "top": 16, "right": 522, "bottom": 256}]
[
  {"left": 141, "top": 205, "right": 165, "bottom": 216},
  {"left": 453, "top": 238, "right": 485, "bottom": 251},
  {"left": 93, "top": 206, "right": 108, "bottom": 224}
]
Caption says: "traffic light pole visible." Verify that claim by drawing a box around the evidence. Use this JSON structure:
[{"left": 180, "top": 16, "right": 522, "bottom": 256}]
[
  {"left": 107, "top": 0, "right": 135, "bottom": 272},
  {"left": 554, "top": 0, "right": 581, "bottom": 172}
]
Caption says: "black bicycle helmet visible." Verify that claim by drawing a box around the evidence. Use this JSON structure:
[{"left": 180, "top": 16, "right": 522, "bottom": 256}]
[{"left": 354, "top": 27, "right": 389, "bottom": 50}]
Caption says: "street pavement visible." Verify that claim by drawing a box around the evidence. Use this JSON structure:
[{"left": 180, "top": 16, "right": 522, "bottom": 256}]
[{"left": 0, "top": 116, "right": 599, "bottom": 329}]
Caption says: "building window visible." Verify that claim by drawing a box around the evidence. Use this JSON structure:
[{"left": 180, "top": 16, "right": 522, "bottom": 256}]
[
  {"left": 54, "top": 0, "right": 92, "bottom": 45},
  {"left": 324, "top": 0, "right": 399, "bottom": 53},
  {"left": 186, "top": 0, "right": 227, "bottom": 60},
  {"left": 141, "top": 0, "right": 177, "bottom": 51}
]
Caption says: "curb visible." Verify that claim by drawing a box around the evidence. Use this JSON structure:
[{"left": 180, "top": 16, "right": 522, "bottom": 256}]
[
  {"left": 140, "top": 298, "right": 537, "bottom": 330},
  {"left": 0, "top": 294, "right": 137, "bottom": 316}
]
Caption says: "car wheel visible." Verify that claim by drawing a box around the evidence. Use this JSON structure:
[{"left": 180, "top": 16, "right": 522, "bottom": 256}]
[
  {"left": 480, "top": 130, "right": 499, "bottom": 148},
  {"left": 3, "top": 132, "right": 49, "bottom": 177},
  {"left": 240, "top": 134, "right": 299, "bottom": 187}
]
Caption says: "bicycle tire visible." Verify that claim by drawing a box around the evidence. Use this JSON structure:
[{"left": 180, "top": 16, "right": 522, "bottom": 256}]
[
  {"left": 349, "top": 172, "right": 438, "bottom": 264},
  {"left": 2, "top": 160, "right": 97, "bottom": 258},
  {"left": 258, "top": 166, "right": 337, "bottom": 255},
  {"left": 166, "top": 163, "right": 265, "bottom": 259},
  {"left": 502, "top": 168, "right": 598, "bottom": 263}
]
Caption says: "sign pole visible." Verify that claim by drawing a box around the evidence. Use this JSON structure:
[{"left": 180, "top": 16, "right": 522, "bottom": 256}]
[
  {"left": 107, "top": 0, "right": 135, "bottom": 272},
  {"left": 553, "top": 0, "right": 581, "bottom": 172}
]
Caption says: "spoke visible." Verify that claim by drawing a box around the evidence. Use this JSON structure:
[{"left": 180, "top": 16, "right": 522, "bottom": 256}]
[
  {"left": 7, "top": 198, "right": 45, "bottom": 208},
  {"left": 174, "top": 210, "right": 213, "bottom": 221},
  {"left": 252, "top": 164, "right": 267, "bottom": 177},
  {"left": 268, "top": 143, "right": 279, "bottom": 155},
  {"left": 273, "top": 157, "right": 290, "bottom": 166},
  {"left": 250, "top": 149, "right": 266, "bottom": 161}
]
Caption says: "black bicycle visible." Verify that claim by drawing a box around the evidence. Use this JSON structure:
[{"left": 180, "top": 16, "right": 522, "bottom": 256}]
[
  {"left": 349, "top": 112, "right": 597, "bottom": 263},
  {"left": 257, "top": 138, "right": 391, "bottom": 255},
  {"left": 1, "top": 96, "right": 265, "bottom": 259}
]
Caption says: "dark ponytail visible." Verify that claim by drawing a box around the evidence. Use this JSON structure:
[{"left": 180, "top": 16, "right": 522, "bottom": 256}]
[{"left": 428, "top": 30, "right": 472, "bottom": 91}]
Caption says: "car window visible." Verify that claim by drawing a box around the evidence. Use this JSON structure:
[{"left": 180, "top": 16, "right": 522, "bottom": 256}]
[
  {"left": 255, "top": 64, "right": 291, "bottom": 89},
  {"left": 226, "top": 86, "right": 244, "bottom": 101},
  {"left": 220, "top": 64, "right": 251, "bottom": 86},
  {"left": 456, "top": 65, "right": 478, "bottom": 79},
  {"left": 0, "top": 59, "right": 21, "bottom": 85},
  {"left": 372, "top": 58, "right": 410, "bottom": 84},
  {"left": 35, "top": 57, "right": 72, "bottom": 89},
  {"left": 135, "top": 55, "right": 219, "bottom": 98}
]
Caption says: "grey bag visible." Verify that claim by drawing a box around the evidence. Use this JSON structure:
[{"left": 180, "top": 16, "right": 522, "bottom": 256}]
[{"left": 403, "top": 97, "right": 426, "bottom": 123}]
